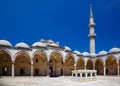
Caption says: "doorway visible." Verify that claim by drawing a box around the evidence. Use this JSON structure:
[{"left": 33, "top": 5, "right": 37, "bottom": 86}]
[
  {"left": 2, "top": 67, "right": 8, "bottom": 75},
  {"left": 35, "top": 69, "right": 39, "bottom": 75},
  {"left": 20, "top": 68, "right": 24, "bottom": 75}
]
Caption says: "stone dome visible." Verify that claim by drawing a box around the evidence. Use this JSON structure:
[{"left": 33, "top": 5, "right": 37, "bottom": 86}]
[
  {"left": 74, "top": 50, "right": 81, "bottom": 55},
  {"left": 64, "top": 46, "right": 71, "bottom": 51},
  {"left": 15, "top": 42, "right": 29, "bottom": 48},
  {"left": 0, "top": 40, "right": 13, "bottom": 47},
  {"left": 48, "top": 43, "right": 58, "bottom": 47},
  {"left": 82, "top": 52, "right": 90, "bottom": 56},
  {"left": 32, "top": 42, "right": 46, "bottom": 47},
  {"left": 48, "top": 39, "right": 54, "bottom": 43},
  {"left": 98, "top": 50, "right": 108, "bottom": 55},
  {"left": 109, "top": 47, "right": 120, "bottom": 53}
]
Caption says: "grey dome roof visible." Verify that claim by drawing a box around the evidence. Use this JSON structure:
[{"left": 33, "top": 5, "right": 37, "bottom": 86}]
[
  {"left": 74, "top": 50, "right": 81, "bottom": 55},
  {"left": 82, "top": 52, "right": 90, "bottom": 56},
  {"left": 32, "top": 42, "right": 46, "bottom": 47},
  {"left": 15, "top": 42, "right": 29, "bottom": 48},
  {"left": 98, "top": 50, "right": 108, "bottom": 55},
  {"left": 109, "top": 47, "right": 120, "bottom": 53},
  {"left": 0, "top": 40, "right": 13, "bottom": 47},
  {"left": 64, "top": 46, "right": 71, "bottom": 51}
]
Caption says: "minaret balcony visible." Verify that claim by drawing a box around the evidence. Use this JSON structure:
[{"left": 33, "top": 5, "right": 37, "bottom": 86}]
[
  {"left": 88, "top": 34, "right": 96, "bottom": 38},
  {"left": 88, "top": 23, "right": 96, "bottom": 27}
]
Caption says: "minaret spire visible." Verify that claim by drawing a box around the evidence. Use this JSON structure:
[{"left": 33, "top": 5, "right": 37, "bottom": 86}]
[
  {"left": 88, "top": 4, "right": 96, "bottom": 54},
  {"left": 90, "top": 4, "right": 93, "bottom": 18}
]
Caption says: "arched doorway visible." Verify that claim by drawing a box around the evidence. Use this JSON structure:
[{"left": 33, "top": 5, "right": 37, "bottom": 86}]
[
  {"left": 64, "top": 54, "right": 74, "bottom": 76},
  {"left": 33, "top": 51, "right": 47, "bottom": 76},
  {"left": 49, "top": 51, "right": 63, "bottom": 77},
  {"left": 106, "top": 56, "right": 117, "bottom": 75},
  {"left": 0, "top": 50, "right": 12, "bottom": 76},
  {"left": 95, "top": 59, "right": 104, "bottom": 75},
  {"left": 76, "top": 57, "right": 85, "bottom": 70},
  {"left": 14, "top": 52, "right": 31, "bottom": 76},
  {"left": 86, "top": 59, "right": 93, "bottom": 69}
]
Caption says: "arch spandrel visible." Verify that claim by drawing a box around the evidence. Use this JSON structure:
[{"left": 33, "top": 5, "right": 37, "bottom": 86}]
[
  {"left": 106, "top": 56, "right": 117, "bottom": 66},
  {"left": 0, "top": 49, "right": 13, "bottom": 61},
  {"left": 13, "top": 51, "right": 31, "bottom": 62},
  {"left": 32, "top": 50, "right": 48, "bottom": 61},
  {"left": 49, "top": 51, "right": 63, "bottom": 62}
]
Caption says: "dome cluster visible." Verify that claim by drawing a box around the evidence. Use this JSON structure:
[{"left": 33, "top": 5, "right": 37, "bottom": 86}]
[
  {"left": 0, "top": 39, "right": 60, "bottom": 49},
  {"left": 0, "top": 39, "right": 120, "bottom": 55},
  {"left": 98, "top": 47, "right": 120, "bottom": 56}
]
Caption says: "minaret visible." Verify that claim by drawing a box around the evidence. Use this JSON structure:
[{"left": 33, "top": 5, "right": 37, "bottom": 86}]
[{"left": 88, "top": 5, "right": 96, "bottom": 54}]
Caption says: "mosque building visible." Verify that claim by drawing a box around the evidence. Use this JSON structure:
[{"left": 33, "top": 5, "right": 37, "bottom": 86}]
[{"left": 0, "top": 6, "right": 120, "bottom": 77}]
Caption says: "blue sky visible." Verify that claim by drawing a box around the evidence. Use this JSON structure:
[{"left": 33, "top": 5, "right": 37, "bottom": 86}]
[{"left": 0, "top": 0, "right": 120, "bottom": 53}]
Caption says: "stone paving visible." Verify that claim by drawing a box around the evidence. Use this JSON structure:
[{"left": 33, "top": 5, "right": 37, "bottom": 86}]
[{"left": 0, "top": 76, "right": 120, "bottom": 86}]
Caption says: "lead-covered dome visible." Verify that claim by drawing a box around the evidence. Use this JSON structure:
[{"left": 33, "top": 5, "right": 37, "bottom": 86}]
[
  {"left": 74, "top": 50, "right": 81, "bottom": 55},
  {"left": 64, "top": 46, "right": 71, "bottom": 51},
  {"left": 48, "top": 43, "right": 59, "bottom": 47},
  {"left": 32, "top": 42, "right": 46, "bottom": 47},
  {"left": 0, "top": 40, "right": 13, "bottom": 47},
  {"left": 98, "top": 50, "right": 108, "bottom": 55},
  {"left": 109, "top": 47, "right": 120, "bottom": 53},
  {"left": 82, "top": 52, "right": 90, "bottom": 56},
  {"left": 15, "top": 42, "right": 29, "bottom": 48}
]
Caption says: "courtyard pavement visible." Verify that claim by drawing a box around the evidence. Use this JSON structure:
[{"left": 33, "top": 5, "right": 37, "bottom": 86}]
[{"left": 0, "top": 76, "right": 120, "bottom": 86}]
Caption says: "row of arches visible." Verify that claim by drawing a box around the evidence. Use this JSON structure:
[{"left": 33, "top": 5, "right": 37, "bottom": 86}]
[
  {"left": 0, "top": 50, "right": 74, "bottom": 76},
  {"left": 0, "top": 50, "right": 120, "bottom": 76}
]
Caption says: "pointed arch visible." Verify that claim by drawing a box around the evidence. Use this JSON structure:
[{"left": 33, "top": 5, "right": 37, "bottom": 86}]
[
  {"left": 33, "top": 50, "right": 47, "bottom": 76},
  {"left": 106, "top": 56, "right": 117, "bottom": 75},
  {"left": 49, "top": 51, "right": 63, "bottom": 77},
  {"left": 0, "top": 50, "right": 12, "bottom": 76},
  {"left": 76, "top": 57, "right": 85, "bottom": 70},
  {"left": 14, "top": 52, "right": 31, "bottom": 76},
  {"left": 64, "top": 54, "right": 75, "bottom": 76},
  {"left": 95, "top": 58, "right": 104, "bottom": 75},
  {"left": 86, "top": 59, "right": 93, "bottom": 70}
]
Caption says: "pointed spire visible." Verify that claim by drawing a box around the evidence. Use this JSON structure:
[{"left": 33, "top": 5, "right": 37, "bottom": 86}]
[{"left": 90, "top": 4, "right": 93, "bottom": 18}]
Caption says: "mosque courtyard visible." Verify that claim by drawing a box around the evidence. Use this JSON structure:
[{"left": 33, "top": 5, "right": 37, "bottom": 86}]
[{"left": 0, "top": 76, "right": 120, "bottom": 86}]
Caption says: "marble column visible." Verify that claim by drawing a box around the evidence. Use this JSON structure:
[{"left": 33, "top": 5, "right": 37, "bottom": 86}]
[
  {"left": 84, "top": 65, "right": 86, "bottom": 70},
  {"left": 104, "top": 66, "right": 106, "bottom": 76},
  {"left": 12, "top": 62, "right": 14, "bottom": 77},
  {"left": 74, "top": 64, "right": 76, "bottom": 70},
  {"left": 85, "top": 73, "right": 88, "bottom": 77},
  {"left": 80, "top": 73, "right": 82, "bottom": 77},
  {"left": 75, "top": 73, "right": 77, "bottom": 77},
  {"left": 117, "top": 64, "right": 119, "bottom": 76},
  {"left": 31, "top": 64, "right": 33, "bottom": 77},
  {"left": 90, "top": 73, "right": 92, "bottom": 77},
  {"left": 93, "top": 63, "right": 95, "bottom": 70}
]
